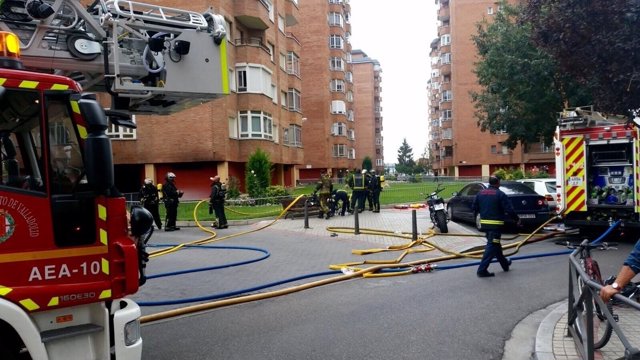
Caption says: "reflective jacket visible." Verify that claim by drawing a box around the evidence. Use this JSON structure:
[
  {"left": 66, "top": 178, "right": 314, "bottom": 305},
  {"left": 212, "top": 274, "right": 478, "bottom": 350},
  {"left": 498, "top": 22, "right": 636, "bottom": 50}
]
[{"left": 472, "top": 185, "right": 518, "bottom": 230}]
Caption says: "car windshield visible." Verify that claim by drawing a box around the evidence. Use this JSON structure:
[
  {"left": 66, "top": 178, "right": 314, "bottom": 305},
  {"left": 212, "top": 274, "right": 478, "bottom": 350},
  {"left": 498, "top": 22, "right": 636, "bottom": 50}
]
[
  {"left": 499, "top": 183, "right": 539, "bottom": 195},
  {"left": 544, "top": 181, "right": 556, "bottom": 193}
]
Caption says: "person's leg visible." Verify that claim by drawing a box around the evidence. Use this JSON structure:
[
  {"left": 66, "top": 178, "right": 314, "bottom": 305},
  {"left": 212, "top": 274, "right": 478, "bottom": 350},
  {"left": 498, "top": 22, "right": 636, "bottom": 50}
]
[
  {"left": 493, "top": 231, "right": 511, "bottom": 271},
  {"left": 477, "top": 231, "right": 497, "bottom": 277}
]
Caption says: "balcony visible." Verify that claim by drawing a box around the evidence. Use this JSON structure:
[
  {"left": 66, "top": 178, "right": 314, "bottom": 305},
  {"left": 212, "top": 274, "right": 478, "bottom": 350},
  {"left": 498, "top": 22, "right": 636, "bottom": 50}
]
[
  {"left": 440, "top": 63, "right": 451, "bottom": 75},
  {"left": 234, "top": 37, "right": 272, "bottom": 62},
  {"left": 235, "top": 1, "right": 271, "bottom": 30}
]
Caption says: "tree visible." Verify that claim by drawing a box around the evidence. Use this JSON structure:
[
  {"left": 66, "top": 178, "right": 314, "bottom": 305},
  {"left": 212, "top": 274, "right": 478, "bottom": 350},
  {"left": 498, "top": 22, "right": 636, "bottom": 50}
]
[
  {"left": 362, "top": 156, "right": 373, "bottom": 171},
  {"left": 524, "top": 0, "right": 640, "bottom": 114},
  {"left": 471, "top": 1, "right": 591, "bottom": 148},
  {"left": 396, "top": 138, "right": 415, "bottom": 174},
  {"left": 245, "top": 148, "right": 271, "bottom": 198}
]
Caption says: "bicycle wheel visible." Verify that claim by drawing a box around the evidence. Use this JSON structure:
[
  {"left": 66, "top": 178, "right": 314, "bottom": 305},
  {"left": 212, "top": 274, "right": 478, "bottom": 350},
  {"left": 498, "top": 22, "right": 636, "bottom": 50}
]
[{"left": 575, "top": 258, "right": 614, "bottom": 349}]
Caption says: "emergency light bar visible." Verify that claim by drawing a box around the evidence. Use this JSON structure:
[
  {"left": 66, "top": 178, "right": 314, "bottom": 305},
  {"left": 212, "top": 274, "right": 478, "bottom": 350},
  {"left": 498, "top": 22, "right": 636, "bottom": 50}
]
[{"left": 0, "top": 31, "right": 24, "bottom": 69}]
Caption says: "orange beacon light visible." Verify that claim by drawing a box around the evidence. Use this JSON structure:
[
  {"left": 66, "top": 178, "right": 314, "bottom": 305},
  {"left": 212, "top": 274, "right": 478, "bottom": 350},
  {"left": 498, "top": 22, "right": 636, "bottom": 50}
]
[{"left": 0, "top": 31, "right": 23, "bottom": 69}]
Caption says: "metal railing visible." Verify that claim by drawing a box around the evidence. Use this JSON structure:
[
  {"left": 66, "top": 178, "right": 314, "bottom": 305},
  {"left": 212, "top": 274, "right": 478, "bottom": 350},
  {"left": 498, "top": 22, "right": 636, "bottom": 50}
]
[{"left": 568, "top": 244, "right": 640, "bottom": 360}]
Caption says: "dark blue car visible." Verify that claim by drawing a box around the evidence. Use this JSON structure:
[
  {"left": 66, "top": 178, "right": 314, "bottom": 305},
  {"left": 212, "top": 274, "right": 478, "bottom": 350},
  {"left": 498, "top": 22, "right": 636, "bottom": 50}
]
[{"left": 447, "top": 181, "right": 551, "bottom": 230}]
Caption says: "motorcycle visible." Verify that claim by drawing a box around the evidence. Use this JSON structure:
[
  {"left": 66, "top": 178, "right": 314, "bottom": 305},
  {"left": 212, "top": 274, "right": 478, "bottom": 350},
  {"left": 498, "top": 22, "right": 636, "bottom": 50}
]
[{"left": 426, "top": 183, "right": 448, "bottom": 233}]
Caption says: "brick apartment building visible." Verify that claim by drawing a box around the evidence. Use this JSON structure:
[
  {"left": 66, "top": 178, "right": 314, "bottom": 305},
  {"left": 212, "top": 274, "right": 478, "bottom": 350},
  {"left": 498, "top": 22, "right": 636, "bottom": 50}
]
[
  {"left": 351, "top": 50, "right": 384, "bottom": 173},
  {"left": 429, "top": 0, "right": 554, "bottom": 178},
  {"left": 108, "top": 0, "right": 382, "bottom": 197},
  {"left": 110, "top": 0, "right": 306, "bottom": 199}
]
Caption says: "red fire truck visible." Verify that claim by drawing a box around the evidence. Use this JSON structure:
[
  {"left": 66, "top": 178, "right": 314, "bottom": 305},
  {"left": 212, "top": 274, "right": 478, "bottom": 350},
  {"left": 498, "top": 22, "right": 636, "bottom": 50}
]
[
  {"left": 555, "top": 106, "right": 640, "bottom": 236},
  {"left": 0, "top": 0, "right": 228, "bottom": 358}
]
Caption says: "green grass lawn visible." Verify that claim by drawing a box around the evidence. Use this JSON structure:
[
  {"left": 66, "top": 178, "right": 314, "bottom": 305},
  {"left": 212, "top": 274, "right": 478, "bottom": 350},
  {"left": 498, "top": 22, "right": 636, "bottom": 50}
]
[{"left": 151, "top": 180, "right": 469, "bottom": 222}]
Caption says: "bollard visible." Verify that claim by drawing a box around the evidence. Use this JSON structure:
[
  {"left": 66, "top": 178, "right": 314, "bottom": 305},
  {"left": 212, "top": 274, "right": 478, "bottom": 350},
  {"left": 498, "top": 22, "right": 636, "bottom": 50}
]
[
  {"left": 354, "top": 207, "right": 360, "bottom": 235},
  {"left": 304, "top": 199, "right": 310, "bottom": 229},
  {"left": 412, "top": 209, "right": 418, "bottom": 241}
]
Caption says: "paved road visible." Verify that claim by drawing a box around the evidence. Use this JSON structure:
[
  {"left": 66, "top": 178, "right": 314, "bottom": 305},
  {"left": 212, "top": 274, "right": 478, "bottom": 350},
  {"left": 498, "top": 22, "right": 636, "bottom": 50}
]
[{"left": 135, "top": 214, "right": 633, "bottom": 360}]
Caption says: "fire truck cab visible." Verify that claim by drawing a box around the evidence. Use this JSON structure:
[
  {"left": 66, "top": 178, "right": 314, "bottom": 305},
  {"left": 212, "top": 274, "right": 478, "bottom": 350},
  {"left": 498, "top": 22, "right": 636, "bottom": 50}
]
[{"left": 0, "top": 31, "right": 146, "bottom": 360}]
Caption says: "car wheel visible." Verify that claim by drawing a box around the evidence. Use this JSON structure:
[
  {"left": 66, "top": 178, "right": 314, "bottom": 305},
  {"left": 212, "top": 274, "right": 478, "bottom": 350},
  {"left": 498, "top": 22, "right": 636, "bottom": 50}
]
[
  {"left": 447, "top": 205, "right": 454, "bottom": 221},
  {"left": 475, "top": 213, "right": 482, "bottom": 231}
]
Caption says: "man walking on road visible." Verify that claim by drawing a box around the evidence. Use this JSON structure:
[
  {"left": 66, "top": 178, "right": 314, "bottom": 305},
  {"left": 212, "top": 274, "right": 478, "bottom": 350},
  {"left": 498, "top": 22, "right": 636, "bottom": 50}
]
[{"left": 473, "top": 176, "right": 519, "bottom": 277}]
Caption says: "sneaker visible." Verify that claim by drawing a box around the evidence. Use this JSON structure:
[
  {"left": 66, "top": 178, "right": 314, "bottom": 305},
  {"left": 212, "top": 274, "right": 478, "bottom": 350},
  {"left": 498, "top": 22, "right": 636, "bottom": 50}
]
[
  {"left": 477, "top": 271, "right": 495, "bottom": 278},
  {"left": 219, "top": 225, "right": 228, "bottom": 229},
  {"left": 165, "top": 227, "right": 175, "bottom": 232}
]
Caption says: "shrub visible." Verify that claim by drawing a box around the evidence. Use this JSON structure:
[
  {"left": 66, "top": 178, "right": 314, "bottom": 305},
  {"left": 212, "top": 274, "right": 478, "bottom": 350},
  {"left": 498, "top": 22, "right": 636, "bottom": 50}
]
[
  {"left": 226, "top": 176, "right": 241, "bottom": 199},
  {"left": 246, "top": 149, "right": 271, "bottom": 198}
]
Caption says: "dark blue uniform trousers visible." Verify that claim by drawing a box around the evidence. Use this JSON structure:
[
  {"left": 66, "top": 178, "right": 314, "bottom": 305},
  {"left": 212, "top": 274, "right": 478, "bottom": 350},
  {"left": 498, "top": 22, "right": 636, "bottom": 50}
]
[{"left": 477, "top": 230, "right": 510, "bottom": 274}]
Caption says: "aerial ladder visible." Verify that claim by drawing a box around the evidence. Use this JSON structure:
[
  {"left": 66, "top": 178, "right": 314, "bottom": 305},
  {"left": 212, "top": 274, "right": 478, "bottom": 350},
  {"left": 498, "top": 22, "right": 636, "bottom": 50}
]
[{"left": 0, "top": 0, "right": 229, "bottom": 114}]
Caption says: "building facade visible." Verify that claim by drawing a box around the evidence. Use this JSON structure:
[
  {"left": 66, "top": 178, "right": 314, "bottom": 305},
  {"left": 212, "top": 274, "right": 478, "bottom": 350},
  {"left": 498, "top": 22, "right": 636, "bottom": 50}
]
[
  {"left": 109, "top": 0, "right": 305, "bottom": 199},
  {"left": 351, "top": 50, "right": 384, "bottom": 173},
  {"left": 428, "top": 0, "right": 554, "bottom": 178}
]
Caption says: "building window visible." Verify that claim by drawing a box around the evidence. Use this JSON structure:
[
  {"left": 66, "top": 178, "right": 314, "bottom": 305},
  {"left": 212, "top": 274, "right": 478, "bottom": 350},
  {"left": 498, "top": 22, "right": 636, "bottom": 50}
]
[
  {"left": 376, "top": 158, "right": 384, "bottom": 166},
  {"left": 283, "top": 127, "right": 289, "bottom": 144},
  {"left": 330, "top": 79, "right": 345, "bottom": 92},
  {"left": 238, "top": 111, "right": 273, "bottom": 140},
  {"left": 329, "top": 35, "right": 344, "bottom": 49},
  {"left": 107, "top": 117, "right": 137, "bottom": 140},
  {"left": 236, "top": 64, "right": 274, "bottom": 99},
  {"left": 345, "top": 71, "right": 353, "bottom": 83},
  {"left": 441, "top": 53, "right": 451, "bottom": 64},
  {"left": 289, "top": 124, "right": 302, "bottom": 147},
  {"left": 287, "top": 88, "right": 301, "bottom": 112},
  {"left": 346, "top": 90, "right": 353, "bottom": 102},
  {"left": 349, "top": 148, "right": 356, "bottom": 159},
  {"left": 442, "top": 128, "right": 452, "bottom": 139},
  {"left": 501, "top": 145, "right": 509, "bottom": 154},
  {"left": 442, "top": 90, "right": 452, "bottom": 102},
  {"left": 440, "top": 34, "right": 451, "bottom": 46},
  {"left": 331, "top": 100, "right": 346, "bottom": 114},
  {"left": 286, "top": 52, "right": 300, "bottom": 76},
  {"left": 278, "top": 14, "right": 285, "bottom": 33},
  {"left": 228, "top": 117, "right": 238, "bottom": 139},
  {"left": 332, "top": 144, "right": 346, "bottom": 157},
  {"left": 280, "top": 90, "right": 287, "bottom": 108},
  {"left": 444, "top": 146, "right": 453, "bottom": 157},
  {"left": 332, "top": 122, "right": 346, "bottom": 136},
  {"left": 329, "top": 0, "right": 342, "bottom": 3},
  {"left": 487, "top": 6, "right": 494, "bottom": 15},
  {"left": 347, "top": 110, "right": 354, "bottom": 121},
  {"left": 328, "top": 12, "right": 343, "bottom": 27},
  {"left": 347, "top": 129, "right": 355, "bottom": 140},
  {"left": 441, "top": 109, "right": 452, "bottom": 121},
  {"left": 267, "top": 42, "right": 274, "bottom": 62},
  {"left": 279, "top": 53, "right": 286, "bottom": 70},
  {"left": 491, "top": 145, "right": 497, "bottom": 154},
  {"left": 330, "top": 57, "right": 345, "bottom": 71}
]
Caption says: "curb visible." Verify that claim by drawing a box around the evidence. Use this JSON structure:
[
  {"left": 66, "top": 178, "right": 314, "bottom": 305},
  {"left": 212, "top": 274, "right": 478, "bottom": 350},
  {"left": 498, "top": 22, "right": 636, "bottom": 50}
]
[{"left": 534, "top": 300, "right": 568, "bottom": 360}]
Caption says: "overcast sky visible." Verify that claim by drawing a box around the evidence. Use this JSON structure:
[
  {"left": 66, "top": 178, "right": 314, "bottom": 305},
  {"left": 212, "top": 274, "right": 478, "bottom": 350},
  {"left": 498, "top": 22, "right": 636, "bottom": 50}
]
[{"left": 348, "top": 0, "right": 437, "bottom": 163}]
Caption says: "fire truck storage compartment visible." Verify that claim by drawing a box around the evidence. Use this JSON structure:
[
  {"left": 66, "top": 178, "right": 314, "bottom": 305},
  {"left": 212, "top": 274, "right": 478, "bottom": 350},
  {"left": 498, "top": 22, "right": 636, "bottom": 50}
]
[{"left": 587, "top": 142, "right": 634, "bottom": 206}]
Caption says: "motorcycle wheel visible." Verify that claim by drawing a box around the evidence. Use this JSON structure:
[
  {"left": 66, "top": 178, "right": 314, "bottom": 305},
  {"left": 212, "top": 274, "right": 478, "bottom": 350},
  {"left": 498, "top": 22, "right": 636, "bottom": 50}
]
[{"left": 436, "top": 210, "right": 448, "bottom": 233}]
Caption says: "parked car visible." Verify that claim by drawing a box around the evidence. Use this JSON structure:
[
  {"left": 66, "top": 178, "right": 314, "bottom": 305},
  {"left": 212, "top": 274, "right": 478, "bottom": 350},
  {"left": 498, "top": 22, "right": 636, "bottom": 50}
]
[
  {"left": 516, "top": 178, "right": 557, "bottom": 211},
  {"left": 446, "top": 181, "right": 551, "bottom": 230}
]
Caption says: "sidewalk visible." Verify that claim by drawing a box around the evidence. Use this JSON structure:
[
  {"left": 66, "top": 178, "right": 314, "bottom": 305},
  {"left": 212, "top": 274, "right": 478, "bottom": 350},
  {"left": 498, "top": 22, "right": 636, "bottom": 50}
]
[{"left": 536, "top": 301, "right": 640, "bottom": 360}]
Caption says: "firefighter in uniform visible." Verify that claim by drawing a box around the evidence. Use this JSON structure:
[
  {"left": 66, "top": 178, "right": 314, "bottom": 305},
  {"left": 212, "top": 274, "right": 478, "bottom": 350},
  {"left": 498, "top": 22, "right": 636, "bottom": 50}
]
[
  {"left": 315, "top": 170, "right": 333, "bottom": 219},
  {"left": 209, "top": 175, "right": 228, "bottom": 229},
  {"left": 162, "top": 172, "right": 183, "bottom": 231},
  {"left": 139, "top": 178, "right": 162, "bottom": 230},
  {"left": 365, "top": 170, "right": 374, "bottom": 211},
  {"left": 350, "top": 169, "right": 367, "bottom": 213},
  {"left": 368, "top": 169, "right": 382, "bottom": 213},
  {"left": 472, "top": 176, "right": 519, "bottom": 277},
  {"left": 330, "top": 188, "right": 350, "bottom": 216}
]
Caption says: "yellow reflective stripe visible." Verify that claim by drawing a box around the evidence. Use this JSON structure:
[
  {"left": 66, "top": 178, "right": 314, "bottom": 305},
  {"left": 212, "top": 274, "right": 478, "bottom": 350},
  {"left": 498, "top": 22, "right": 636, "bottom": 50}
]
[
  {"left": 0, "top": 246, "right": 108, "bottom": 264},
  {"left": 50, "top": 83, "right": 69, "bottom": 90},
  {"left": 0, "top": 285, "right": 13, "bottom": 296},
  {"left": 19, "top": 80, "right": 38, "bottom": 89},
  {"left": 100, "top": 229, "right": 108, "bottom": 245},
  {"left": 48, "top": 297, "right": 59, "bottom": 307},
  {"left": 20, "top": 299, "right": 40, "bottom": 311},
  {"left": 101, "top": 258, "right": 109, "bottom": 275},
  {"left": 99, "top": 290, "right": 111, "bottom": 299},
  {"left": 219, "top": 40, "right": 229, "bottom": 94},
  {"left": 76, "top": 125, "right": 87, "bottom": 139},
  {"left": 98, "top": 204, "right": 107, "bottom": 221},
  {"left": 70, "top": 100, "right": 80, "bottom": 114},
  {"left": 0, "top": 78, "right": 6, "bottom": 86},
  {"left": 480, "top": 219, "right": 504, "bottom": 225}
]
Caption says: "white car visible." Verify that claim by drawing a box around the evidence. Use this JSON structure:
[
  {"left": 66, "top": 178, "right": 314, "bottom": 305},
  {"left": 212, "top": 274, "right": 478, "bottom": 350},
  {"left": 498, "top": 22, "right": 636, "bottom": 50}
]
[{"left": 517, "top": 178, "right": 557, "bottom": 211}]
